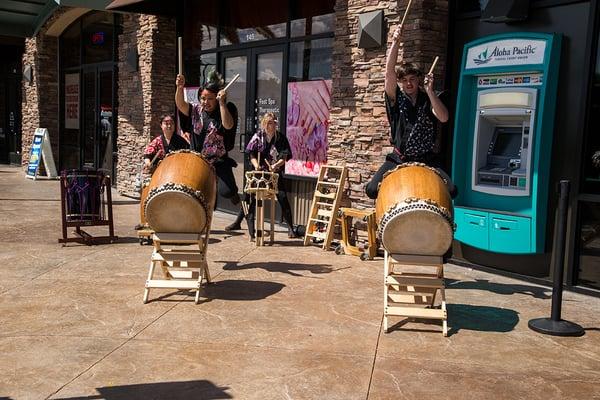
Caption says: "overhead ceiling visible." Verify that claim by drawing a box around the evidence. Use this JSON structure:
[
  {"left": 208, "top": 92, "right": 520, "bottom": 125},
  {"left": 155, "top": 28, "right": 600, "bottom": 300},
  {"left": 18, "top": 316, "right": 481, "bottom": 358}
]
[{"left": 0, "top": 0, "right": 112, "bottom": 38}]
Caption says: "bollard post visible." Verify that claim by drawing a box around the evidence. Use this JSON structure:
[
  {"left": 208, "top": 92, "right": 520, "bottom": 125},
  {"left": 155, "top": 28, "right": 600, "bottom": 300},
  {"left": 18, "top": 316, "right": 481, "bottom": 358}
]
[{"left": 528, "top": 180, "right": 584, "bottom": 336}]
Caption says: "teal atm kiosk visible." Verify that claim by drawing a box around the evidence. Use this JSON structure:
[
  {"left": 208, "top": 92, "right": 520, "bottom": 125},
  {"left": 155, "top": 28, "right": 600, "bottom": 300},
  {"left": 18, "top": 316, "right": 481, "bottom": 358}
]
[{"left": 452, "top": 32, "right": 561, "bottom": 254}]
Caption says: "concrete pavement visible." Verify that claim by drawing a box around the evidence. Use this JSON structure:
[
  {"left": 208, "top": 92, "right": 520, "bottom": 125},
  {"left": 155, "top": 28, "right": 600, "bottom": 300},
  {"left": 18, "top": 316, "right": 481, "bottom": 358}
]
[{"left": 0, "top": 165, "right": 599, "bottom": 399}]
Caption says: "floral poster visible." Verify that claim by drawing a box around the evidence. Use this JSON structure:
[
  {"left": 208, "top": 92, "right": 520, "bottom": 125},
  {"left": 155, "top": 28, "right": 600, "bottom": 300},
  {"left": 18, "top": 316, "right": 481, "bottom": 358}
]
[{"left": 286, "top": 80, "right": 332, "bottom": 177}]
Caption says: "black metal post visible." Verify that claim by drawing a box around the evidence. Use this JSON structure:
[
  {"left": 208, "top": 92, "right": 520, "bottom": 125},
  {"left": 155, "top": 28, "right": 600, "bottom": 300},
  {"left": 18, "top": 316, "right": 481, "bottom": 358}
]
[{"left": 528, "top": 180, "right": 584, "bottom": 336}]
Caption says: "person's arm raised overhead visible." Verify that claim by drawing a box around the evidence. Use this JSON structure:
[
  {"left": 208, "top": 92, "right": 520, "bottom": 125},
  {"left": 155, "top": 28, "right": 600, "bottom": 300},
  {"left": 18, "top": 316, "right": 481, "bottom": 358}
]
[
  {"left": 175, "top": 74, "right": 190, "bottom": 117},
  {"left": 385, "top": 25, "right": 403, "bottom": 104}
]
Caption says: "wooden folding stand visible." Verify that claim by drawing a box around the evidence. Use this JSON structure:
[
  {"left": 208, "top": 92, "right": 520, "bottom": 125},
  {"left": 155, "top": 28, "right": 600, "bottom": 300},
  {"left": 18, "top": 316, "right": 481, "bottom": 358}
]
[
  {"left": 304, "top": 164, "right": 347, "bottom": 250},
  {"left": 336, "top": 207, "right": 378, "bottom": 260},
  {"left": 254, "top": 188, "right": 276, "bottom": 246},
  {"left": 384, "top": 252, "right": 448, "bottom": 336},
  {"left": 143, "top": 226, "right": 211, "bottom": 304}
]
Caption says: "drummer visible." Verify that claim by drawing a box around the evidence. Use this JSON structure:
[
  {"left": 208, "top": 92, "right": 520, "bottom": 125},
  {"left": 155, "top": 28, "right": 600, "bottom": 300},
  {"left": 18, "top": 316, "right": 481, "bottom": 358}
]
[
  {"left": 142, "top": 113, "right": 189, "bottom": 173},
  {"left": 244, "top": 113, "right": 298, "bottom": 241},
  {"left": 365, "top": 24, "right": 456, "bottom": 199},
  {"left": 175, "top": 70, "right": 241, "bottom": 205}
]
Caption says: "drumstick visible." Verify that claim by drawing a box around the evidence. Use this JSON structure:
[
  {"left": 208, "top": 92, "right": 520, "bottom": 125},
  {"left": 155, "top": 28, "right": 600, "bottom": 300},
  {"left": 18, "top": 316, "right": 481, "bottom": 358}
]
[
  {"left": 223, "top": 73, "right": 240, "bottom": 92},
  {"left": 177, "top": 37, "right": 183, "bottom": 75},
  {"left": 428, "top": 56, "right": 439, "bottom": 75},
  {"left": 400, "top": 0, "right": 413, "bottom": 26}
]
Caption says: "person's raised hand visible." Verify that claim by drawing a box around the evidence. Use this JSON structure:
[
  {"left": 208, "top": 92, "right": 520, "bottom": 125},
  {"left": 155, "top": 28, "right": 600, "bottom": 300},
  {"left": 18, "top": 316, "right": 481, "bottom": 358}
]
[
  {"left": 176, "top": 74, "right": 185, "bottom": 88},
  {"left": 392, "top": 25, "right": 403, "bottom": 44},
  {"left": 217, "top": 89, "right": 227, "bottom": 105},
  {"left": 424, "top": 73, "right": 434, "bottom": 94}
]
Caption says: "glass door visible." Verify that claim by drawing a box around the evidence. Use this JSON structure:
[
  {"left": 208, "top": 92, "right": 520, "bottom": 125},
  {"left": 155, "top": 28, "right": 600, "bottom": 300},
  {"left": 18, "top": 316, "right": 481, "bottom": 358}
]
[
  {"left": 81, "top": 66, "right": 115, "bottom": 175},
  {"left": 219, "top": 45, "right": 285, "bottom": 212},
  {"left": 222, "top": 51, "right": 249, "bottom": 205}
]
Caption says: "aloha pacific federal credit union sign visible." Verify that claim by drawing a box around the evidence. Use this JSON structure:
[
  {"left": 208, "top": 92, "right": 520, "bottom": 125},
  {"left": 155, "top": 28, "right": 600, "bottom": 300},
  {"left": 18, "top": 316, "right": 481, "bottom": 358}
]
[{"left": 465, "top": 39, "right": 547, "bottom": 69}]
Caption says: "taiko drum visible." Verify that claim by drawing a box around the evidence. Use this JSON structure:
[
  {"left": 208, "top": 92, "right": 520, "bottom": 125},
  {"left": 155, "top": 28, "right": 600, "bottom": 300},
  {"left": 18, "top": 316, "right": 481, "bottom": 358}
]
[
  {"left": 144, "top": 150, "right": 216, "bottom": 233},
  {"left": 375, "top": 164, "right": 454, "bottom": 256}
]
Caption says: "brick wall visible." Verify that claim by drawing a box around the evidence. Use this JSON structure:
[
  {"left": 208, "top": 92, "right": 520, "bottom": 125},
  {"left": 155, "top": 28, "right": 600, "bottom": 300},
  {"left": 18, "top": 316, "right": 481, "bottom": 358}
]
[
  {"left": 328, "top": 0, "right": 449, "bottom": 208},
  {"left": 116, "top": 14, "right": 177, "bottom": 195},
  {"left": 21, "top": 9, "right": 66, "bottom": 171}
]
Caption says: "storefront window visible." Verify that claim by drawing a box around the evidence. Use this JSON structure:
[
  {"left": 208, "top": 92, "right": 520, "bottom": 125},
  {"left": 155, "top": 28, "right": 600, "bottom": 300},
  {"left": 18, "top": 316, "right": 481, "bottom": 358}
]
[
  {"left": 185, "top": 53, "right": 217, "bottom": 89},
  {"left": 291, "top": 13, "right": 334, "bottom": 37},
  {"left": 62, "top": 22, "right": 81, "bottom": 69},
  {"left": 82, "top": 12, "right": 114, "bottom": 64},
  {"left": 219, "top": 1, "right": 287, "bottom": 45},
  {"left": 184, "top": 0, "right": 218, "bottom": 52},
  {"left": 577, "top": 202, "right": 600, "bottom": 290},
  {"left": 581, "top": 36, "right": 600, "bottom": 194},
  {"left": 287, "top": 38, "right": 333, "bottom": 177},
  {"left": 289, "top": 38, "right": 333, "bottom": 81}
]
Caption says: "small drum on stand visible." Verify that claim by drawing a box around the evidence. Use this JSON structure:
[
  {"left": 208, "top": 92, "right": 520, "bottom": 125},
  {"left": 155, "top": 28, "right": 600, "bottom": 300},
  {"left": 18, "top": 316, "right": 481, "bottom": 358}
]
[
  {"left": 375, "top": 163, "right": 454, "bottom": 256},
  {"left": 244, "top": 170, "right": 278, "bottom": 194},
  {"left": 144, "top": 150, "right": 216, "bottom": 233},
  {"left": 245, "top": 170, "right": 278, "bottom": 246}
]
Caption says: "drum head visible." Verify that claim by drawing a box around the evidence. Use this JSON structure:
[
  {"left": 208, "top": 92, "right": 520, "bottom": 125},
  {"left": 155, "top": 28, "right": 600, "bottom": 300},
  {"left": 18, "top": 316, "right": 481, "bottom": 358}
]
[
  {"left": 145, "top": 190, "right": 208, "bottom": 233},
  {"left": 380, "top": 210, "right": 453, "bottom": 256}
]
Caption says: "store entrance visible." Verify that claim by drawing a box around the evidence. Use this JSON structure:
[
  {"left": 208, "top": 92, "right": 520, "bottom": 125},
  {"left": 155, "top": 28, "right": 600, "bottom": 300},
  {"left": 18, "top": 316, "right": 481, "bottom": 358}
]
[
  {"left": 82, "top": 66, "right": 115, "bottom": 176},
  {"left": 218, "top": 45, "right": 285, "bottom": 212}
]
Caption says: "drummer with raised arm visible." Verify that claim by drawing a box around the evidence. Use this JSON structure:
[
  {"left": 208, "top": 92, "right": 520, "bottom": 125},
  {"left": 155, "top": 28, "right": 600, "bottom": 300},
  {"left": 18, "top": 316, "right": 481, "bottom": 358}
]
[
  {"left": 365, "top": 24, "right": 456, "bottom": 200},
  {"left": 175, "top": 70, "right": 241, "bottom": 205}
]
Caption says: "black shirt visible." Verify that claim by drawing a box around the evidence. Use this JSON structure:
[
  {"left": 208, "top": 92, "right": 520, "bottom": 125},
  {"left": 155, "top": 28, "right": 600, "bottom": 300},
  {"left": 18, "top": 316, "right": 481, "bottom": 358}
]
[
  {"left": 385, "top": 86, "right": 437, "bottom": 162},
  {"left": 245, "top": 130, "right": 292, "bottom": 175},
  {"left": 186, "top": 102, "right": 239, "bottom": 160}
]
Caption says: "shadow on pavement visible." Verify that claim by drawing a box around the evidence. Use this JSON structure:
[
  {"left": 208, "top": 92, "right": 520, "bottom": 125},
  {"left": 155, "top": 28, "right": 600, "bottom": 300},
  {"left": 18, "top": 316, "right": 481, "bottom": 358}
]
[
  {"left": 53, "top": 380, "right": 231, "bottom": 399},
  {"left": 446, "top": 278, "right": 551, "bottom": 299},
  {"left": 448, "top": 303, "right": 519, "bottom": 335},
  {"left": 147, "top": 279, "right": 285, "bottom": 304},
  {"left": 220, "top": 260, "right": 333, "bottom": 277}
]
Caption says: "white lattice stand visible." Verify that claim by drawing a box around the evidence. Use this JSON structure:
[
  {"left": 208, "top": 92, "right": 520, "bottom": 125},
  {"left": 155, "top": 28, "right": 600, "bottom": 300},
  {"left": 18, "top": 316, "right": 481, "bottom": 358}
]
[
  {"left": 384, "top": 252, "right": 448, "bottom": 336},
  {"left": 143, "top": 229, "right": 211, "bottom": 304}
]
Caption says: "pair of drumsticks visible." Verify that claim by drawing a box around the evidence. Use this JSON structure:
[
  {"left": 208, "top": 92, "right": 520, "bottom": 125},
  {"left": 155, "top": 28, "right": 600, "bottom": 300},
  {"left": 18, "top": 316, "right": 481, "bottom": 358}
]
[{"left": 399, "top": 0, "right": 439, "bottom": 77}]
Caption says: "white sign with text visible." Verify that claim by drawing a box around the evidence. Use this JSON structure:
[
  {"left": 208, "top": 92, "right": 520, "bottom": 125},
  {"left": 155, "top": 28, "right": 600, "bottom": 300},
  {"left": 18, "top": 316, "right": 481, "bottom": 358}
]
[{"left": 466, "top": 39, "right": 547, "bottom": 69}]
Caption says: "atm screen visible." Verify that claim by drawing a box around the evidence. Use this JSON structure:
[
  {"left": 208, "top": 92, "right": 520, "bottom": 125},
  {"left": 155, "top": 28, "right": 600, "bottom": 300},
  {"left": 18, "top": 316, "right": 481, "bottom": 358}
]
[{"left": 492, "top": 127, "right": 521, "bottom": 158}]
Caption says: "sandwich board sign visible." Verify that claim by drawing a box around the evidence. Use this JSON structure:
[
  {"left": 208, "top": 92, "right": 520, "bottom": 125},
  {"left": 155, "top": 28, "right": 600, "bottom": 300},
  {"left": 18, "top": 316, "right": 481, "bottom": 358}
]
[{"left": 26, "top": 128, "right": 57, "bottom": 180}]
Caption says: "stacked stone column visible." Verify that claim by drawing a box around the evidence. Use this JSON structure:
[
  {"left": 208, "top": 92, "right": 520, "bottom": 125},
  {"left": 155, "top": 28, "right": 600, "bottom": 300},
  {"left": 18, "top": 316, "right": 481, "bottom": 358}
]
[{"left": 328, "top": 0, "right": 449, "bottom": 207}]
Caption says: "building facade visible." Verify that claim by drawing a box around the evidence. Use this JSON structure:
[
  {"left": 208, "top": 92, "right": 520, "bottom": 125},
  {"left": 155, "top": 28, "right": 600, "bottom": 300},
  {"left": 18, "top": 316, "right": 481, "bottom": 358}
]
[{"left": 6, "top": 0, "right": 600, "bottom": 294}]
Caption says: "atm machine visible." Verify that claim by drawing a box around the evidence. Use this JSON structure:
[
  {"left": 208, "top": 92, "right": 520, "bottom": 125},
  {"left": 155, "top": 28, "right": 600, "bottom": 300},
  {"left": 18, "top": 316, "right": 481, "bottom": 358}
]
[{"left": 452, "top": 33, "right": 561, "bottom": 254}]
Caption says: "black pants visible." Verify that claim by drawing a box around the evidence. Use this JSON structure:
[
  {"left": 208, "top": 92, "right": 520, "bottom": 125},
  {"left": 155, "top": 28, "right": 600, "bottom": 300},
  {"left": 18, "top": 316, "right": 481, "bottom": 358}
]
[
  {"left": 214, "top": 160, "right": 239, "bottom": 199},
  {"left": 365, "top": 159, "right": 457, "bottom": 200},
  {"left": 246, "top": 177, "right": 294, "bottom": 237}
]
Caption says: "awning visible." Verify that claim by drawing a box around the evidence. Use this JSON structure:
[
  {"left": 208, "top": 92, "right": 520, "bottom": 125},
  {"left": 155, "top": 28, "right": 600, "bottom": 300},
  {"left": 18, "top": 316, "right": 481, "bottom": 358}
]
[
  {"left": 0, "top": 0, "right": 113, "bottom": 38},
  {"left": 105, "top": 0, "right": 179, "bottom": 16},
  {"left": 0, "top": 0, "right": 58, "bottom": 37}
]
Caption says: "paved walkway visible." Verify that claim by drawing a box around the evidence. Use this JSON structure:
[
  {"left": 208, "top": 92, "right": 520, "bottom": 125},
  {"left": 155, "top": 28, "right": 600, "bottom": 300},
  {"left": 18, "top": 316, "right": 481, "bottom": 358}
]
[{"left": 0, "top": 165, "right": 599, "bottom": 399}]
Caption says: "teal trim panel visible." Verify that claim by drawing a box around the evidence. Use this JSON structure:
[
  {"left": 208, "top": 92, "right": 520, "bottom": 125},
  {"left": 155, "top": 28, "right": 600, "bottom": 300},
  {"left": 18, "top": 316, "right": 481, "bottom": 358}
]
[{"left": 452, "top": 32, "right": 562, "bottom": 254}]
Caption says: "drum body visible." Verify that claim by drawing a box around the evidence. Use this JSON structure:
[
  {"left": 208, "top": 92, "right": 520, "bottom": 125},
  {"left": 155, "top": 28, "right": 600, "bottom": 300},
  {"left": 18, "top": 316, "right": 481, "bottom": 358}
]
[
  {"left": 139, "top": 177, "right": 152, "bottom": 226},
  {"left": 244, "top": 171, "right": 279, "bottom": 194},
  {"left": 63, "top": 170, "right": 104, "bottom": 221},
  {"left": 144, "top": 151, "right": 216, "bottom": 233},
  {"left": 375, "top": 164, "right": 454, "bottom": 256}
]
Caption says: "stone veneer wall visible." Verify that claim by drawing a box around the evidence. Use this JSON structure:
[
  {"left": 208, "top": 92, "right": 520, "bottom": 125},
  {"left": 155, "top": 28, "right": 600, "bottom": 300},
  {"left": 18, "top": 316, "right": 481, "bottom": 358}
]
[
  {"left": 21, "top": 9, "right": 68, "bottom": 171},
  {"left": 328, "top": 0, "right": 449, "bottom": 207},
  {"left": 116, "top": 14, "right": 176, "bottom": 195}
]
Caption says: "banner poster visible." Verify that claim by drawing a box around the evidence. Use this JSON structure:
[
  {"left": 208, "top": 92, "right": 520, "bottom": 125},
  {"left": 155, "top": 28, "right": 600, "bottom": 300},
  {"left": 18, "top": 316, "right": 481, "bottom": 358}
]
[
  {"left": 285, "top": 79, "right": 332, "bottom": 177},
  {"left": 65, "top": 73, "right": 80, "bottom": 130},
  {"left": 26, "top": 131, "right": 44, "bottom": 177}
]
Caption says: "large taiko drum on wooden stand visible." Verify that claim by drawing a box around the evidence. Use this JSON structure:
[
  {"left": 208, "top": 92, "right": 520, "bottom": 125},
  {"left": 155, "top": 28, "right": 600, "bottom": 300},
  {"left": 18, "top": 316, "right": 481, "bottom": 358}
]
[
  {"left": 375, "top": 163, "right": 454, "bottom": 256},
  {"left": 144, "top": 150, "right": 216, "bottom": 233}
]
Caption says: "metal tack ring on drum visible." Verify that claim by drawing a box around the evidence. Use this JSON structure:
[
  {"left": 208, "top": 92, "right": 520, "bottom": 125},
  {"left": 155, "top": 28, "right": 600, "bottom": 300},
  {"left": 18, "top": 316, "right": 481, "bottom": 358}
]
[
  {"left": 377, "top": 199, "right": 455, "bottom": 242},
  {"left": 144, "top": 182, "right": 209, "bottom": 218},
  {"left": 381, "top": 162, "right": 448, "bottom": 184}
]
